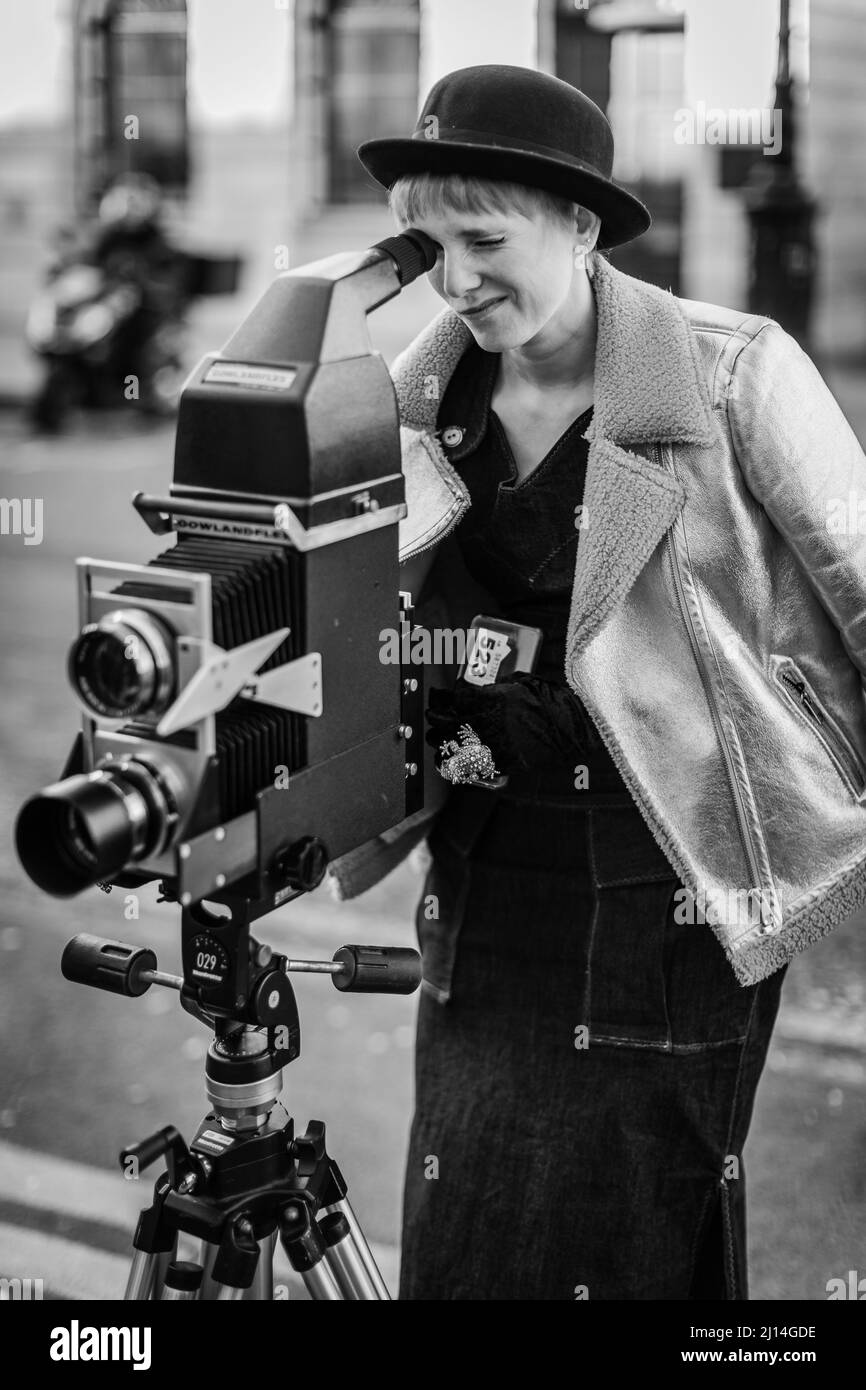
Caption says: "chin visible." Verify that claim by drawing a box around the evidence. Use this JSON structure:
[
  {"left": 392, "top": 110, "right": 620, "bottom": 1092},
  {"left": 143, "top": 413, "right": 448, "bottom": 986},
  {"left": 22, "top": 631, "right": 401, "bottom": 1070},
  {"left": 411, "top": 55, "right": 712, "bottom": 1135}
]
[
  {"left": 468, "top": 314, "right": 523, "bottom": 349},
  {"left": 473, "top": 325, "right": 529, "bottom": 352}
]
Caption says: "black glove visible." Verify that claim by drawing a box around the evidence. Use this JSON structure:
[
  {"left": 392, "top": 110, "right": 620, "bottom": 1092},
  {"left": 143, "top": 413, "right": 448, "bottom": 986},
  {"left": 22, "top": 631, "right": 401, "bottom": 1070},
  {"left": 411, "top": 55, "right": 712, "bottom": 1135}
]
[{"left": 425, "top": 673, "right": 602, "bottom": 776}]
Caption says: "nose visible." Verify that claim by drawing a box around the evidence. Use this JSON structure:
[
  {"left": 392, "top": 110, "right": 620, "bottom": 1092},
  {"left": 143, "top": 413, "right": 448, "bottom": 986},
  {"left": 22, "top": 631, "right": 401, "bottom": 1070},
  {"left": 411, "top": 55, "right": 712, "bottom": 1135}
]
[{"left": 439, "top": 249, "right": 483, "bottom": 305}]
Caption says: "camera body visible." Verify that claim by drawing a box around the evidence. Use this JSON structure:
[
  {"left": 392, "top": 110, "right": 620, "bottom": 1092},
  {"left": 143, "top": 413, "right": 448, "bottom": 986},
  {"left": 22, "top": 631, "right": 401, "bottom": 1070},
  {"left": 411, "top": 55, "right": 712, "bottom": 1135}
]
[{"left": 17, "top": 234, "right": 435, "bottom": 913}]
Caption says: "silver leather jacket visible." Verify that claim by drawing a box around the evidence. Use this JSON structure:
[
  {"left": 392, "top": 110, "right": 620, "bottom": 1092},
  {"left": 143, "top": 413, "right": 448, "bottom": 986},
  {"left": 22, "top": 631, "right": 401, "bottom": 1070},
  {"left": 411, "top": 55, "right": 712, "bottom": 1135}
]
[{"left": 326, "top": 253, "right": 866, "bottom": 987}]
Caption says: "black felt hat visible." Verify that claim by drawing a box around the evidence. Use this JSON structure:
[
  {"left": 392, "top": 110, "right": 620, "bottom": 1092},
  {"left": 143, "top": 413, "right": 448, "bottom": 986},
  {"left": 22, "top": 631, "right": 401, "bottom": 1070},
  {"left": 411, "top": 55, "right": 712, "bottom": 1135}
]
[{"left": 356, "top": 63, "right": 651, "bottom": 251}]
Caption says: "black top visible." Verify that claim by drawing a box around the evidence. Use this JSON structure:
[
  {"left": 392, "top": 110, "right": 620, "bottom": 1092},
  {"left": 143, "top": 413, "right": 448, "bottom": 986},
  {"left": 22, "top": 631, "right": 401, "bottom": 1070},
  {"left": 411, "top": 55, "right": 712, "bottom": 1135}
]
[{"left": 436, "top": 341, "right": 632, "bottom": 796}]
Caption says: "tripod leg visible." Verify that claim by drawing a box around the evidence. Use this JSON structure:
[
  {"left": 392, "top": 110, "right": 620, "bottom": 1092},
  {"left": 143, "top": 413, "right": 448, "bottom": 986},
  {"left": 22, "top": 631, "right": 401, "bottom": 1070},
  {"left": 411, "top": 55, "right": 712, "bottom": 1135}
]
[
  {"left": 246, "top": 1232, "right": 276, "bottom": 1301},
  {"left": 209, "top": 1213, "right": 262, "bottom": 1299},
  {"left": 151, "top": 1246, "right": 177, "bottom": 1300},
  {"left": 160, "top": 1260, "right": 204, "bottom": 1300},
  {"left": 125, "top": 1249, "right": 158, "bottom": 1301},
  {"left": 215, "top": 1284, "right": 245, "bottom": 1301},
  {"left": 198, "top": 1234, "right": 262, "bottom": 1295},
  {"left": 200, "top": 1240, "right": 272, "bottom": 1301},
  {"left": 299, "top": 1257, "right": 341, "bottom": 1300},
  {"left": 195, "top": 1235, "right": 268, "bottom": 1300},
  {"left": 123, "top": 1241, "right": 179, "bottom": 1300},
  {"left": 195, "top": 1238, "right": 219, "bottom": 1300},
  {"left": 279, "top": 1200, "right": 342, "bottom": 1300},
  {"left": 321, "top": 1198, "right": 391, "bottom": 1300},
  {"left": 124, "top": 1176, "right": 177, "bottom": 1300},
  {"left": 215, "top": 1278, "right": 246, "bottom": 1301}
]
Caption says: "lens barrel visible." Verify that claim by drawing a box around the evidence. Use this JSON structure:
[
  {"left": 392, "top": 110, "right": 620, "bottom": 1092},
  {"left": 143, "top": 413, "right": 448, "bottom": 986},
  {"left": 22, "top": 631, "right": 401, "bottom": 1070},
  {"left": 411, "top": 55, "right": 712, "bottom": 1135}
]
[
  {"left": 15, "top": 758, "right": 178, "bottom": 897},
  {"left": 68, "top": 608, "right": 175, "bottom": 720}
]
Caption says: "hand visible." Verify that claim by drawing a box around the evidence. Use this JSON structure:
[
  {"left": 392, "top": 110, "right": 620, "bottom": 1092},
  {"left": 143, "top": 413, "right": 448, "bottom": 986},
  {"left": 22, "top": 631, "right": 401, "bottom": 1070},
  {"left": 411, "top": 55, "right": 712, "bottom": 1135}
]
[{"left": 424, "top": 673, "right": 601, "bottom": 777}]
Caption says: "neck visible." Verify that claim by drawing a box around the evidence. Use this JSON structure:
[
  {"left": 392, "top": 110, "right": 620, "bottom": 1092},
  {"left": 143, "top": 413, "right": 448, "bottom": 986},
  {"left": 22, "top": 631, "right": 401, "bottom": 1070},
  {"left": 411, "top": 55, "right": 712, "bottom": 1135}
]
[{"left": 499, "top": 269, "right": 597, "bottom": 392}]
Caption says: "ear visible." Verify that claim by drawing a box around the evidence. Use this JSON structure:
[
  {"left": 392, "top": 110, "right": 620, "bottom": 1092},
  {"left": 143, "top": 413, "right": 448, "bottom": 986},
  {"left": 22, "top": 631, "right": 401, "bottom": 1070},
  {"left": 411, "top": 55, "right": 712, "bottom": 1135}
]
[{"left": 575, "top": 204, "right": 602, "bottom": 253}]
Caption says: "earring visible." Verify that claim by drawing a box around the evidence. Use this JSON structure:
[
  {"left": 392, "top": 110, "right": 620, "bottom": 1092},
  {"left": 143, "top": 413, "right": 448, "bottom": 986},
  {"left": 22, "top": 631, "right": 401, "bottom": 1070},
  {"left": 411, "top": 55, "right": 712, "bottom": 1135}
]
[{"left": 573, "top": 242, "right": 587, "bottom": 270}]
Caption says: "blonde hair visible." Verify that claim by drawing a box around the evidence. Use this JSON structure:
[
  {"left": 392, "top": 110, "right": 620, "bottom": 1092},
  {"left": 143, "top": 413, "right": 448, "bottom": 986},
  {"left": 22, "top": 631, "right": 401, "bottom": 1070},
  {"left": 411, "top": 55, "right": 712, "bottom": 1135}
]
[{"left": 388, "top": 171, "right": 601, "bottom": 274}]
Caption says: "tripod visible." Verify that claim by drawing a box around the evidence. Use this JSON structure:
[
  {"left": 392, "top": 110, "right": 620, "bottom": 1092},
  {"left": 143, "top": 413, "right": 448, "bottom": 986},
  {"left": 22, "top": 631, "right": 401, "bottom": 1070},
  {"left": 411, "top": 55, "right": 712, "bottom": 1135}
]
[{"left": 62, "top": 891, "right": 421, "bottom": 1301}]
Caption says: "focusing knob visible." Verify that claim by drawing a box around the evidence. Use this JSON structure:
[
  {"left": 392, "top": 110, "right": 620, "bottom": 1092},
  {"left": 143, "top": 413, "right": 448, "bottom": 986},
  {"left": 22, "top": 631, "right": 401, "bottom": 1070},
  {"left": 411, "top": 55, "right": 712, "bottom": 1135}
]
[{"left": 274, "top": 836, "right": 328, "bottom": 892}]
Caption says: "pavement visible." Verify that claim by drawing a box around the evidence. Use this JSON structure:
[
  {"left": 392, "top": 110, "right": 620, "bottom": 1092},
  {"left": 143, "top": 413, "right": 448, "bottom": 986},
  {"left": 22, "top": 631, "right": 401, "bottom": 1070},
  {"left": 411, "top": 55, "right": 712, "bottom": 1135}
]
[{"left": 0, "top": 214, "right": 865, "bottom": 1299}]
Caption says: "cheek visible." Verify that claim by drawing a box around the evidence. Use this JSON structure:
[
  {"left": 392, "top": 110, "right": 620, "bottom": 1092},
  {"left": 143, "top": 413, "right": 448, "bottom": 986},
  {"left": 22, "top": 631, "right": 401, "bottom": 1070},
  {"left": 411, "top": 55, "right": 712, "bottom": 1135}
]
[
  {"left": 513, "top": 275, "right": 554, "bottom": 315},
  {"left": 529, "top": 263, "right": 571, "bottom": 309},
  {"left": 427, "top": 267, "right": 448, "bottom": 300}
]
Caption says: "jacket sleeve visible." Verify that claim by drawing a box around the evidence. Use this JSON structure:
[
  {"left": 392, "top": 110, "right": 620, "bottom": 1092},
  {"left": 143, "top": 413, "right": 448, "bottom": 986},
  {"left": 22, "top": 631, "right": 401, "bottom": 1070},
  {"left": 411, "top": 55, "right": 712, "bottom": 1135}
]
[{"left": 728, "top": 321, "right": 866, "bottom": 680}]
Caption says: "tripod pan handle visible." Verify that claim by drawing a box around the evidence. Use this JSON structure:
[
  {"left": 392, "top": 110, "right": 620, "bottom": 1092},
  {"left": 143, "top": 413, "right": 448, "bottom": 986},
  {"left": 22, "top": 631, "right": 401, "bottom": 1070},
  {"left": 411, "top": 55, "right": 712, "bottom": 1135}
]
[
  {"left": 120, "top": 1125, "right": 187, "bottom": 1177},
  {"left": 332, "top": 945, "right": 421, "bottom": 994},
  {"left": 61, "top": 934, "right": 157, "bottom": 996}
]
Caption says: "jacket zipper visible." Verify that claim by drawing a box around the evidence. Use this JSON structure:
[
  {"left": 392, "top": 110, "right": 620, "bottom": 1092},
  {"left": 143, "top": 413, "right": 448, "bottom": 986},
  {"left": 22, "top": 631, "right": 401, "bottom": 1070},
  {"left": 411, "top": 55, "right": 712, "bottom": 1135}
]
[
  {"left": 400, "top": 455, "right": 470, "bottom": 565},
  {"left": 774, "top": 658, "right": 866, "bottom": 797},
  {"left": 655, "top": 443, "right": 769, "bottom": 915},
  {"left": 401, "top": 520, "right": 460, "bottom": 564}
]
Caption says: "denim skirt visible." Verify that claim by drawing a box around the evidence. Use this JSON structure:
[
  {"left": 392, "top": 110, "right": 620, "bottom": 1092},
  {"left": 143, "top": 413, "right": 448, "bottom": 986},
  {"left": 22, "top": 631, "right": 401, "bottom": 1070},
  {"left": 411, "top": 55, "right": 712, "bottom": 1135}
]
[{"left": 399, "top": 778, "right": 787, "bottom": 1301}]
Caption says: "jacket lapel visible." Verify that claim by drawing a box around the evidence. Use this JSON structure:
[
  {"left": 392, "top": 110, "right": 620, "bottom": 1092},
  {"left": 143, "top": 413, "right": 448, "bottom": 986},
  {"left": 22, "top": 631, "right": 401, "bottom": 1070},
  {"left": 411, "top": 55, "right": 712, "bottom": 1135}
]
[{"left": 392, "top": 255, "right": 720, "bottom": 657}]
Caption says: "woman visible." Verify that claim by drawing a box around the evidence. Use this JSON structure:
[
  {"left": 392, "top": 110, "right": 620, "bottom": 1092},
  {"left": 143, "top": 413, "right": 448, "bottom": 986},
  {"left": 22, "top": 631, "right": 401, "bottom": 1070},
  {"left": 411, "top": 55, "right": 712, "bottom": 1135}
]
[{"left": 335, "top": 64, "right": 866, "bottom": 1299}]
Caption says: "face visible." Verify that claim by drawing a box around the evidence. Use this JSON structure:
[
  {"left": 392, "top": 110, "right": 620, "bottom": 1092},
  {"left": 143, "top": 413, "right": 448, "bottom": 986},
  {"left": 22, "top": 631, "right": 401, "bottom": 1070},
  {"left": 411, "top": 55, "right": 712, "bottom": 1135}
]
[{"left": 409, "top": 204, "right": 578, "bottom": 351}]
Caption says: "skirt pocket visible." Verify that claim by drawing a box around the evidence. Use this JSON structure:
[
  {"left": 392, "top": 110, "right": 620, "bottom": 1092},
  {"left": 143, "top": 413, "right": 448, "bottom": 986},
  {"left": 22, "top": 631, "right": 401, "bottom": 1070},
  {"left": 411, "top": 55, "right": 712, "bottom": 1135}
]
[
  {"left": 414, "top": 787, "right": 502, "bottom": 1004},
  {"left": 584, "top": 878, "right": 678, "bottom": 1048},
  {"left": 413, "top": 839, "right": 472, "bottom": 1004}
]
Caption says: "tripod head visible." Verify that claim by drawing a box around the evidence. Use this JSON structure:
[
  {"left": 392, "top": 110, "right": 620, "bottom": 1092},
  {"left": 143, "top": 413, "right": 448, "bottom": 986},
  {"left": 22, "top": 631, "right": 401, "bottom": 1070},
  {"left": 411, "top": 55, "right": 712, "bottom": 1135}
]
[{"left": 61, "top": 887, "right": 420, "bottom": 1063}]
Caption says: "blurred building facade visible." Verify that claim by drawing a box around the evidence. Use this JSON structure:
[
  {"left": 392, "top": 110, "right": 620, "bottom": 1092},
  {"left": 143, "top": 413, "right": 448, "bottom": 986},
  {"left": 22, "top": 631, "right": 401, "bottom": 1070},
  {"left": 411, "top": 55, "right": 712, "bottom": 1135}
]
[
  {"left": 1, "top": 0, "right": 866, "bottom": 402},
  {"left": 73, "top": 0, "right": 189, "bottom": 212},
  {"left": 291, "top": 0, "right": 688, "bottom": 292}
]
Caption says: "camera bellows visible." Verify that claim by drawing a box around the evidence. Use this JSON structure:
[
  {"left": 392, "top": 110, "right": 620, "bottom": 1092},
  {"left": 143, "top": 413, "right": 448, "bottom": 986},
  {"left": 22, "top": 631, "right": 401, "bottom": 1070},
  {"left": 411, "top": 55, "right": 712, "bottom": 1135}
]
[
  {"left": 117, "top": 538, "right": 300, "bottom": 674},
  {"left": 118, "top": 538, "right": 305, "bottom": 817},
  {"left": 215, "top": 700, "right": 297, "bottom": 821}
]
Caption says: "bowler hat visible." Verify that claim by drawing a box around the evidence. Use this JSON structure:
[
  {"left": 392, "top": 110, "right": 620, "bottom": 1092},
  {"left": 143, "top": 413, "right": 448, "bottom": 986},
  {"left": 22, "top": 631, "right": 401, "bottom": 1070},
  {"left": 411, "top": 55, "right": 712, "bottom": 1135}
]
[{"left": 356, "top": 64, "right": 651, "bottom": 250}]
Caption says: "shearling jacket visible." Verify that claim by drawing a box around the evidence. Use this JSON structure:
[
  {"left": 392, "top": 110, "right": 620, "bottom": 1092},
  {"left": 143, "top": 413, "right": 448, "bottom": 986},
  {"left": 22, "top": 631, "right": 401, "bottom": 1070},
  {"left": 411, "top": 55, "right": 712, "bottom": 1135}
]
[{"left": 326, "top": 253, "right": 866, "bottom": 988}]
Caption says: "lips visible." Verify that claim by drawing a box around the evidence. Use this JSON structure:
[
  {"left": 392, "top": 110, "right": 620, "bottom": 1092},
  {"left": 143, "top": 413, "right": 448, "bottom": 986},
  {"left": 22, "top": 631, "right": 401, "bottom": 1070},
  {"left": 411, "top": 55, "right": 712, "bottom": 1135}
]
[{"left": 460, "top": 297, "right": 506, "bottom": 318}]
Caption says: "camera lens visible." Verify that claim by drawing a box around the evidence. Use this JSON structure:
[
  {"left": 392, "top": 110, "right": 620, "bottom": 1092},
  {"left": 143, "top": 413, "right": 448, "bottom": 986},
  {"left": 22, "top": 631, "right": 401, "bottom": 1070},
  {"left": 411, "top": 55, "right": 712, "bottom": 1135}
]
[
  {"left": 15, "top": 759, "right": 178, "bottom": 897},
  {"left": 69, "top": 609, "right": 175, "bottom": 720}
]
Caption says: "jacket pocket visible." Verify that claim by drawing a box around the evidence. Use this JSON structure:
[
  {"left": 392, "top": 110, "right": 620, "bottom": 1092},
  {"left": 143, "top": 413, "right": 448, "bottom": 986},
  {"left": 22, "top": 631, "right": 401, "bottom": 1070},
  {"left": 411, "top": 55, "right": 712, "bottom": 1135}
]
[{"left": 770, "top": 654, "right": 866, "bottom": 800}]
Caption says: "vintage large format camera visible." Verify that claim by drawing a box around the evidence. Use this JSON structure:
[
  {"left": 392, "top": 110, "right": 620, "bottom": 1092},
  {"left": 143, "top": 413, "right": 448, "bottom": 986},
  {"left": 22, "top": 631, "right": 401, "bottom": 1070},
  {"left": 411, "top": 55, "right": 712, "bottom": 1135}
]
[
  {"left": 13, "top": 233, "right": 444, "bottom": 1299},
  {"left": 16, "top": 232, "right": 435, "bottom": 928}
]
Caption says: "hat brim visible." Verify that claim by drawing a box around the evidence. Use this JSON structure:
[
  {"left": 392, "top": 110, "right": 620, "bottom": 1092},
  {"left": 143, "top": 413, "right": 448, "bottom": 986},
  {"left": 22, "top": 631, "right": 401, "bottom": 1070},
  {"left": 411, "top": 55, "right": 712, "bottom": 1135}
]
[{"left": 356, "top": 137, "right": 651, "bottom": 250}]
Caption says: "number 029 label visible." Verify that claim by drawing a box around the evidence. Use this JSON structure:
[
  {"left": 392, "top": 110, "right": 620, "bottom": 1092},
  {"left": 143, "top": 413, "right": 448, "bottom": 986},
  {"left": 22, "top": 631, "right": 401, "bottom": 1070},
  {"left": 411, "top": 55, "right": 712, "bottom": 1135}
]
[{"left": 189, "top": 935, "right": 228, "bottom": 984}]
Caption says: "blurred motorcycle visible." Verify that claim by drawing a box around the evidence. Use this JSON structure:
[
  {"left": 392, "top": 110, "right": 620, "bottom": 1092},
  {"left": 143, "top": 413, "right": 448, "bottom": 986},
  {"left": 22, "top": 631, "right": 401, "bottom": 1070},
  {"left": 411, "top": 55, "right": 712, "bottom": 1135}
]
[
  {"left": 26, "top": 174, "right": 193, "bottom": 433},
  {"left": 26, "top": 263, "right": 188, "bottom": 431}
]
